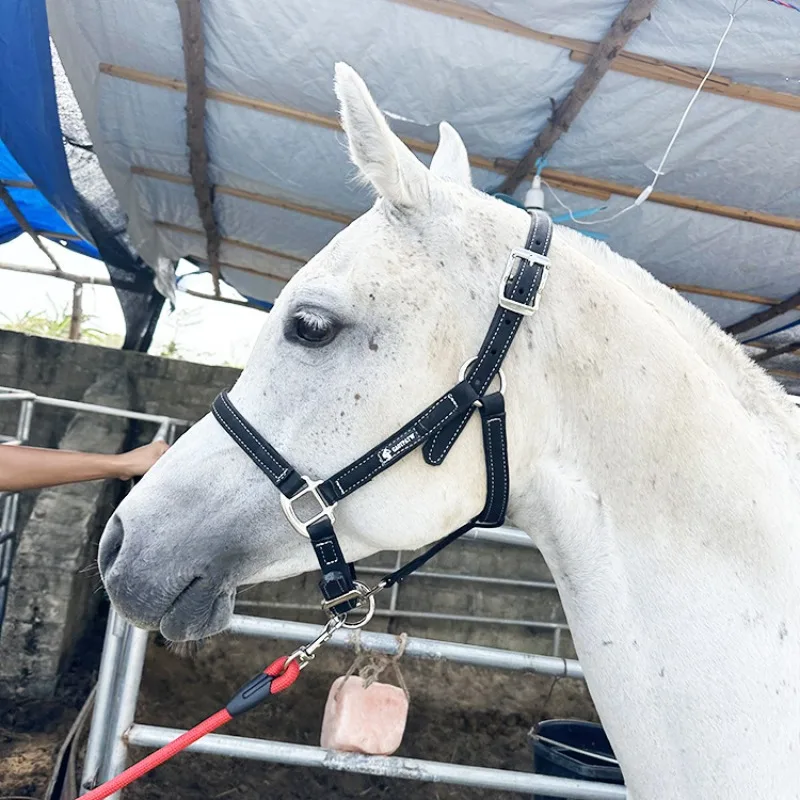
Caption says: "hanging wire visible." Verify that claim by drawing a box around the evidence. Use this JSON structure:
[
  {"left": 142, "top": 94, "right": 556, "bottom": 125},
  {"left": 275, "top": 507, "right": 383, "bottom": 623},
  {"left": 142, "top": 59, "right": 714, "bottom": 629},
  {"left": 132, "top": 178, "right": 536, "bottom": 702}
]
[{"left": 544, "top": 7, "right": 740, "bottom": 227}]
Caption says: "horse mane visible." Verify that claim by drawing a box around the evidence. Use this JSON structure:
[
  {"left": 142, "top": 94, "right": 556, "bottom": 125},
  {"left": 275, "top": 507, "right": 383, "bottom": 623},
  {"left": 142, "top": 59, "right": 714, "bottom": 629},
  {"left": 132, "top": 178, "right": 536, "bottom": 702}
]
[{"left": 555, "top": 226, "right": 800, "bottom": 446}]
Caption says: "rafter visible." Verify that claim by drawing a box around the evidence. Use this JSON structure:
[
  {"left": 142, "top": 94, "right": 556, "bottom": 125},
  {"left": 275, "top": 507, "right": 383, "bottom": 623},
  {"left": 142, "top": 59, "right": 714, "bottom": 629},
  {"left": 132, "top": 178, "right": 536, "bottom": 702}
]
[
  {"left": 497, "top": 0, "right": 658, "bottom": 195},
  {"left": 154, "top": 219, "right": 306, "bottom": 265},
  {"left": 176, "top": 0, "right": 222, "bottom": 297},
  {"left": 131, "top": 166, "right": 353, "bottom": 225}
]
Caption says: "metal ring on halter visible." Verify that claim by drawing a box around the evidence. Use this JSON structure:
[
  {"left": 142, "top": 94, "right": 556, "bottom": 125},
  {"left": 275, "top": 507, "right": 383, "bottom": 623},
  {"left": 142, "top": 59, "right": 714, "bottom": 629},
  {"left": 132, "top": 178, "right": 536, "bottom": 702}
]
[
  {"left": 321, "top": 581, "right": 378, "bottom": 629},
  {"left": 458, "top": 357, "right": 506, "bottom": 407}
]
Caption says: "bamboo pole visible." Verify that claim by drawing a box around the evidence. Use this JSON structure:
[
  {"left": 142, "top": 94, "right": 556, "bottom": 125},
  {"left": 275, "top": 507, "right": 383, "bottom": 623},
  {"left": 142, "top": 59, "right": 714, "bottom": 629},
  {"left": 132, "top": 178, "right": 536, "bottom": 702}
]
[
  {"left": 100, "top": 62, "right": 800, "bottom": 234},
  {"left": 668, "top": 283, "right": 796, "bottom": 310},
  {"left": 154, "top": 219, "right": 306, "bottom": 264},
  {"left": 391, "top": 0, "right": 800, "bottom": 114},
  {"left": 131, "top": 166, "right": 353, "bottom": 225}
]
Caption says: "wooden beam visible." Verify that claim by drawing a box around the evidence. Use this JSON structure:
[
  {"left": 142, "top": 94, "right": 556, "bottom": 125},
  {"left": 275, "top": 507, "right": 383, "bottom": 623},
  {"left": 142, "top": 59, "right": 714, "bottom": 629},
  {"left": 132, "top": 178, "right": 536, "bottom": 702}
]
[
  {"left": 154, "top": 219, "right": 306, "bottom": 264},
  {"left": 570, "top": 49, "right": 800, "bottom": 113},
  {"left": 131, "top": 165, "right": 353, "bottom": 225},
  {"left": 101, "top": 62, "right": 800, "bottom": 234},
  {"left": 392, "top": 0, "right": 800, "bottom": 114},
  {"left": 218, "top": 260, "right": 291, "bottom": 285},
  {"left": 668, "top": 283, "right": 799, "bottom": 310},
  {"left": 725, "top": 288, "right": 800, "bottom": 336},
  {"left": 176, "top": 0, "right": 222, "bottom": 297},
  {"left": 497, "top": 0, "right": 658, "bottom": 195},
  {"left": 767, "top": 367, "right": 800, "bottom": 381},
  {"left": 0, "top": 183, "right": 65, "bottom": 273}
]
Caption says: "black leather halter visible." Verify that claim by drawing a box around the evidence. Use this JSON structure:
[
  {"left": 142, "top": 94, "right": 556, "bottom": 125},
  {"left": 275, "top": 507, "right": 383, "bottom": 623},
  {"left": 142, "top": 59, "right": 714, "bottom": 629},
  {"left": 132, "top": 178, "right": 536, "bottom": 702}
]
[{"left": 212, "top": 210, "right": 553, "bottom": 618}]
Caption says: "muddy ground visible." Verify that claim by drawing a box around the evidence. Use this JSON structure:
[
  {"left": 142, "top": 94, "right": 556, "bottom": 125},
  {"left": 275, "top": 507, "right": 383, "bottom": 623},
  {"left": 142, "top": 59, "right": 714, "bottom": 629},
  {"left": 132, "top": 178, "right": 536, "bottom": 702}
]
[{"left": 1, "top": 605, "right": 597, "bottom": 800}]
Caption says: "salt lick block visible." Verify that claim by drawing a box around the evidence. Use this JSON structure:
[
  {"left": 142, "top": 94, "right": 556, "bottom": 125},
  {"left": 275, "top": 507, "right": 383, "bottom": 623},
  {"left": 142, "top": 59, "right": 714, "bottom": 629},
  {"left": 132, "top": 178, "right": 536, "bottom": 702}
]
[{"left": 320, "top": 675, "right": 409, "bottom": 755}]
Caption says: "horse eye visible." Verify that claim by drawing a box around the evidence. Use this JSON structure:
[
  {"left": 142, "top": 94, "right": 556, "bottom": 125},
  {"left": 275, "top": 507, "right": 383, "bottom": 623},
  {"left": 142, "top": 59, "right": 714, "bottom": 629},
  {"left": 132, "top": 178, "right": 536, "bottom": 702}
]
[{"left": 291, "top": 313, "right": 338, "bottom": 347}]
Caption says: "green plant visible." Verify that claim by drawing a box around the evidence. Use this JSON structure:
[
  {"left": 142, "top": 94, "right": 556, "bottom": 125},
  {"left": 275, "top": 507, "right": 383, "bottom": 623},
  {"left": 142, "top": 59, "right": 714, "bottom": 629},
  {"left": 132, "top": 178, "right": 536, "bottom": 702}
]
[{"left": 0, "top": 301, "right": 122, "bottom": 347}]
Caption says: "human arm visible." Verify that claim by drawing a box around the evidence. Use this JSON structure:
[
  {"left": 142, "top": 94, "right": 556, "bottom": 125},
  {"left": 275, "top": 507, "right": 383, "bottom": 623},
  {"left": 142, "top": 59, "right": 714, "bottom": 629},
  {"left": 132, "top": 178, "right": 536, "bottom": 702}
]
[{"left": 0, "top": 440, "right": 169, "bottom": 492}]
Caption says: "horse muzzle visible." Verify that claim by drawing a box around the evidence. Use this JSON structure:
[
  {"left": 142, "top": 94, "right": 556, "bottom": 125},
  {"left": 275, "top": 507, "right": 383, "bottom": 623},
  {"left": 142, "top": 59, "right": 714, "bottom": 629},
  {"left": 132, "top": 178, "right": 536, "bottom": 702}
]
[{"left": 99, "top": 513, "right": 236, "bottom": 641}]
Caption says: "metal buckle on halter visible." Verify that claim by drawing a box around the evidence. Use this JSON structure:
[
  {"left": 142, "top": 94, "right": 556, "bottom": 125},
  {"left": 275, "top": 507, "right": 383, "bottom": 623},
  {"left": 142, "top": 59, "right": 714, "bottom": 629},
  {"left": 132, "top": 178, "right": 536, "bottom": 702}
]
[
  {"left": 279, "top": 476, "right": 337, "bottom": 538},
  {"left": 498, "top": 247, "right": 550, "bottom": 316}
]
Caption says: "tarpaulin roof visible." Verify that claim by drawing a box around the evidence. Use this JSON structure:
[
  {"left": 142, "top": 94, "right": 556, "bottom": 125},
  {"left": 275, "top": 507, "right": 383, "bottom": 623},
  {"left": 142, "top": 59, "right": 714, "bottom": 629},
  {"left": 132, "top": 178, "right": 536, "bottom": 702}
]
[
  {"left": 38, "top": 0, "right": 800, "bottom": 382},
  {"left": 0, "top": 0, "right": 167, "bottom": 350}
]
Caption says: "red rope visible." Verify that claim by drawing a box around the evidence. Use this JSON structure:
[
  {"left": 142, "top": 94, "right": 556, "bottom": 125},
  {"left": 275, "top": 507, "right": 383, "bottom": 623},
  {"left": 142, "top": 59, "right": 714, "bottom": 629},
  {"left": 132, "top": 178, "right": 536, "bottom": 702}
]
[
  {"left": 81, "top": 708, "right": 233, "bottom": 800},
  {"left": 267, "top": 656, "right": 300, "bottom": 693},
  {"left": 82, "top": 656, "right": 300, "bottom": 800}
]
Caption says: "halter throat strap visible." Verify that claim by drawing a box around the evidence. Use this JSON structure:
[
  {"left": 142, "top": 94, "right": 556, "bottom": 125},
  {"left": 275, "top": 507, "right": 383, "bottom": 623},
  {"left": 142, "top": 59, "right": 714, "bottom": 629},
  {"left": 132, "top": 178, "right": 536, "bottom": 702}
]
[{"left": 211, "top": 210, "right": 552, "bottom": 617}]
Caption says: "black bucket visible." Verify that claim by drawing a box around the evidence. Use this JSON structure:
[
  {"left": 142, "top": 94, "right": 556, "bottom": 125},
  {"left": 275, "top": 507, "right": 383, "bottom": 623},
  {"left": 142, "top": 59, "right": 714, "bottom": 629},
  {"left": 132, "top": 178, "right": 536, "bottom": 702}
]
[{"left": 530, "top": 719, "right": 625, "bottom": 800}]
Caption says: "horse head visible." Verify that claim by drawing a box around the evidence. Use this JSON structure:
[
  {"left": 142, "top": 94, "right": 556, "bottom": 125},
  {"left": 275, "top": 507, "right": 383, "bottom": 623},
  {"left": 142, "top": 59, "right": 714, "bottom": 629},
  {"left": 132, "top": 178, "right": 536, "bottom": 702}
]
[{"left": 99, "top": 64, "right": 536, "bottom": 641}]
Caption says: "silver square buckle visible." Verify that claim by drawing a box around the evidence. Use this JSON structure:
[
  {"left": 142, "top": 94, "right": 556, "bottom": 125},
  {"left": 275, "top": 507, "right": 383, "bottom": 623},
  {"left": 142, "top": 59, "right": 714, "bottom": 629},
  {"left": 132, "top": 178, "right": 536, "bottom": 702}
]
[
  {"left": 279, "top": 477, "right": 337, "bottom": 538},
  {"left": 498, "top": 247, "right": 550, "bottom": 316}
]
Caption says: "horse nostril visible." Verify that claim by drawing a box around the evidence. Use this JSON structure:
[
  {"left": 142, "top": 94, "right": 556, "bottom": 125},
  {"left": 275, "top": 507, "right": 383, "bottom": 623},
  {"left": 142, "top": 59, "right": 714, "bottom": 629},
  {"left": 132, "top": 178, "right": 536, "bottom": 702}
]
[{"left": 98, "top": 514, "right": 125, "bottom": 577}]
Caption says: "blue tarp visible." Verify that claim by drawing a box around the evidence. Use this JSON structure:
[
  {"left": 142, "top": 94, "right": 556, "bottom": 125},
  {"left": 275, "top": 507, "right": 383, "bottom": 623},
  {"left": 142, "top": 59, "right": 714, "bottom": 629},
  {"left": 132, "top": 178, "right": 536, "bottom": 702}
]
[
  {"left": 0, "top": 0, "right": 165, "bottom": 350},
  {"left": 0, "top": 0, "right": 90, "bottom": 243},
  {"left": 0, "top": 139, "right": 99, "bottom": 258}
]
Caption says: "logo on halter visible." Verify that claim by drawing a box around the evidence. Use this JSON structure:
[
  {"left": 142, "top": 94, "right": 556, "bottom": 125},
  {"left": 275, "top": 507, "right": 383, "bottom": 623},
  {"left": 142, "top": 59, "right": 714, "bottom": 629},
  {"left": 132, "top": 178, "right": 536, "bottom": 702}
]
[{"left": 378, "top": 430, "right": 419, "bottom": 464}]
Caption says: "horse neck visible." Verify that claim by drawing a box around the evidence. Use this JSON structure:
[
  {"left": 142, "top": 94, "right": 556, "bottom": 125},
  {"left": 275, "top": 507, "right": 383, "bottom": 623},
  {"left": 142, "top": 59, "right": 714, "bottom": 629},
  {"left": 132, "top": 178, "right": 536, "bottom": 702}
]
[{"left": 502, "top": 229, "right": 797, "bottom": 563}]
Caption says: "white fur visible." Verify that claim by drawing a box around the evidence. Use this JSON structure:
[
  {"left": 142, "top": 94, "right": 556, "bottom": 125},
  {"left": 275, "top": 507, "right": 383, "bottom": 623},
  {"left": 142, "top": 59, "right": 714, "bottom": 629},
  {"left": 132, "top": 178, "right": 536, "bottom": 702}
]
[
  {"left": 430, "top": 122, "right": 473, "bottom": 187},
  {"left": 102, "top": 64, "right": 800, "bottom": 799}
]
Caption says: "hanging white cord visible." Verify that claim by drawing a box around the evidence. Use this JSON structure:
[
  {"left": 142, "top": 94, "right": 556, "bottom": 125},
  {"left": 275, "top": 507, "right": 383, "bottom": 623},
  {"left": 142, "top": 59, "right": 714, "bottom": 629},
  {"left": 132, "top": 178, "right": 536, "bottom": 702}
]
[{"left": 545, "top": 9, "right": 738, "bottom": 226}]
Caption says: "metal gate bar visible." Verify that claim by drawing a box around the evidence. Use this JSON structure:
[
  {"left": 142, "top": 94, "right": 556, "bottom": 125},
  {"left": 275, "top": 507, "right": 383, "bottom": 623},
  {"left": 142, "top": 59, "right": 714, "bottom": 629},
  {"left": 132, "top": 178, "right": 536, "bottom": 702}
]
[
  {"left": 234, "top": 603, "right": 571, "bottom": 640},
  {"left": 127, "top": 724, "right": 627, "bottom": 799},
  {"left": 0, "top": 391, "right": 34, "bottom": 629},
  {"left": 229, "top": 615, "right": 583, "bottom": 677},
  {"left": 83, "top": 614, "right": 609, "bottom": 798}
]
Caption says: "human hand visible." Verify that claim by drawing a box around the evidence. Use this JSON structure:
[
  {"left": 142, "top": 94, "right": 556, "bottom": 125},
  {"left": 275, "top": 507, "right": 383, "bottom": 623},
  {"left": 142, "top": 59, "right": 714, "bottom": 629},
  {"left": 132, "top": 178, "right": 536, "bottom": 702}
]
[{"left": 115, "top": 440, "right": 170, "bottom": 480}]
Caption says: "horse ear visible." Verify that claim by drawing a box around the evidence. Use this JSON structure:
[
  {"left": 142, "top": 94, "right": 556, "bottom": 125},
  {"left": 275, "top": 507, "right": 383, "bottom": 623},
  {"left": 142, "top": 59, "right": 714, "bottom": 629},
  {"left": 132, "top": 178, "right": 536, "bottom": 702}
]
[
  {"left": 334, "top": 62, "right": 430, "bottom": 209},
  {"left": 430, "top": 122, "right": 472, "bottom": 187}
]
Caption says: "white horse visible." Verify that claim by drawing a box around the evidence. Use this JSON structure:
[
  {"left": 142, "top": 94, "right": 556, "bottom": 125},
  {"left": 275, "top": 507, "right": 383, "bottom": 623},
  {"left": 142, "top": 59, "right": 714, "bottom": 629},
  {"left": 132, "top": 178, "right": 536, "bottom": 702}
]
[{"left": 99, "top": 64, "right": 800, "bottom": 799}]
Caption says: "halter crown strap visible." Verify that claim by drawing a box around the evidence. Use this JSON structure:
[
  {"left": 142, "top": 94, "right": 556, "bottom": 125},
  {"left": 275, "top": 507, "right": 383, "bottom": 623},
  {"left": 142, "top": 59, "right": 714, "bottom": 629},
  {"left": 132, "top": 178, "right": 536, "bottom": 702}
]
[{"left": 423, "top": 210, "right": 551, "bottom": 465}]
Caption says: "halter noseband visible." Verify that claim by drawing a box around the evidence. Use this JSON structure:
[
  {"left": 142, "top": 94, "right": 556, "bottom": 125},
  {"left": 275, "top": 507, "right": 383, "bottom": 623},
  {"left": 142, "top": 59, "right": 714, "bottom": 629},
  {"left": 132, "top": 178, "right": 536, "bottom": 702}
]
[{"left": 211, "top": 210, "right": 553, "bottom": 621}]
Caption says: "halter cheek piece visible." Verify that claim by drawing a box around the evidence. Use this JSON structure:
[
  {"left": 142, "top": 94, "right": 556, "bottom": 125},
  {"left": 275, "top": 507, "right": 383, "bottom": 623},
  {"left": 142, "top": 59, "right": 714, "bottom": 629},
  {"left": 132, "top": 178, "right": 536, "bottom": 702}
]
[{"left": 212, "top": 210, "right": 553, "bottom": 621}]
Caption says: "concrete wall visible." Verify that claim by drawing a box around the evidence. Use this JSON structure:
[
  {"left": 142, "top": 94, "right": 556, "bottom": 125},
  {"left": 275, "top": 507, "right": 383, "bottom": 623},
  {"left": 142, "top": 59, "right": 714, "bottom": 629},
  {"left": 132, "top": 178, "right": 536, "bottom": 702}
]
[
  {"left": 0, "top": 331, "right": 573, "bottom": 699},
  {"left": 0, "top": 331, "right": 240, "bottom": 698}
]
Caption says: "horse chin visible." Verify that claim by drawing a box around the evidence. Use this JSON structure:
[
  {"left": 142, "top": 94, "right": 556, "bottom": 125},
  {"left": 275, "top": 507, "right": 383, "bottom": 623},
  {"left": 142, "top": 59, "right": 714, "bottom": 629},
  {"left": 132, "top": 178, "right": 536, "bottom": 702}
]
[{"left": 157, "top": 588, "right": 236, "bottom": 643}]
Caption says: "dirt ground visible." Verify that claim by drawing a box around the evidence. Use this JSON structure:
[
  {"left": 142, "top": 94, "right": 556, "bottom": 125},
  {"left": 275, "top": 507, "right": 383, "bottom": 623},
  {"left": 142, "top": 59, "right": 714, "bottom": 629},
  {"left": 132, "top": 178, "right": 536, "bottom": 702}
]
[{"left": 0, "top": 607, "right": 597, "bottom": 800}]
